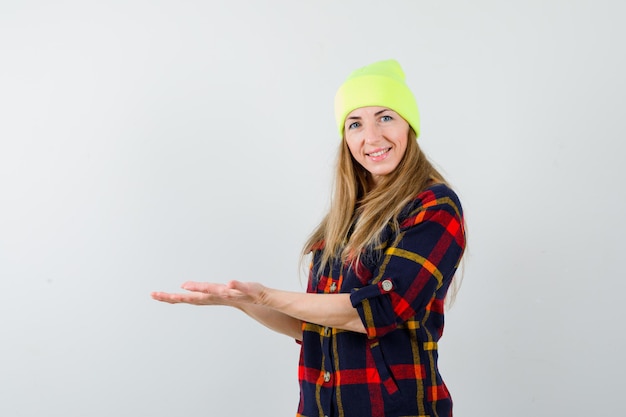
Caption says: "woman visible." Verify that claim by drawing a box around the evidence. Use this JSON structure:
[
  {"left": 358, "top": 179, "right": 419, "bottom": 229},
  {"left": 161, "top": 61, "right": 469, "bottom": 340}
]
[{"left": 152, "top": 59, "right": 466, "bottom": 417}]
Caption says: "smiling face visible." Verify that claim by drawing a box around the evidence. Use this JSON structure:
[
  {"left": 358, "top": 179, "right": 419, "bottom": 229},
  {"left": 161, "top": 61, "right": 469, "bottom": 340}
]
[{"left": 344, "top": 106, "right": 410, "bottom": 186}]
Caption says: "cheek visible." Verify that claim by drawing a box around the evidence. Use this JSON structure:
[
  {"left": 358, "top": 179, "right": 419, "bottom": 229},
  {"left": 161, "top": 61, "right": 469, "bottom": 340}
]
[
  {"left": 400, "top": 140, "right": 409, "bottom": 155},
  {"left": 396, "top": 132, "right": 409, "bottom": 156},
  {"left": 392, "top": 142, "right": 408, "bottom": 164}
]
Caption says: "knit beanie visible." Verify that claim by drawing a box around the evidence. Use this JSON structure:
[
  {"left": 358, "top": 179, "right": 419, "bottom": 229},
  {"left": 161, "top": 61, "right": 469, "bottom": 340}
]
[{"left": 334, "top": 59, "right": 420, "bottom": 138}]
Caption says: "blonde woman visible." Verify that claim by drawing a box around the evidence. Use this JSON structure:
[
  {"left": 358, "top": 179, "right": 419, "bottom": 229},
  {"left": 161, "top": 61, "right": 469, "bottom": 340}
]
[{"left": 152, "top": 59, "right": 466, "bottom": 417}]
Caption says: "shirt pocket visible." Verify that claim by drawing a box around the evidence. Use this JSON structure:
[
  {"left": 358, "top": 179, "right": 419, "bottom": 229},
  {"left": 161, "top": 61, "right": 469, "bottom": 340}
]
[{"left": 368, "top": 340, "right": 399, "bottom": 396}]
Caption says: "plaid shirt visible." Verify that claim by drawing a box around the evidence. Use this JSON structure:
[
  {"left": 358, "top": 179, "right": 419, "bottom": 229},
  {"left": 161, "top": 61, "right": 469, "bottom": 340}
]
[{"left": 297, "top": 184, "right": 466, "bottom": 417}]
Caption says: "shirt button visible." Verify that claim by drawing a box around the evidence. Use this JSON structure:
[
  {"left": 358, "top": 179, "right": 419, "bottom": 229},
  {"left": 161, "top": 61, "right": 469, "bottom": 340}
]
[
  {"left": 382, "top": 279, "right": 393, "bottom": 292},
  {"left": 330, "top": 282, "right": 337, "bottom": 292},
  {"left": 323, "top": 371, "right": 331, "bottom": 382}
]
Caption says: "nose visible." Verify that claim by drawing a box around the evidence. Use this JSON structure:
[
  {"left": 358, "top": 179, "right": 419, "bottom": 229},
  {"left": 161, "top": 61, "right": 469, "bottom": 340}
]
[{"left": 363, "top": 122, "right": 382, "bottom": 144}]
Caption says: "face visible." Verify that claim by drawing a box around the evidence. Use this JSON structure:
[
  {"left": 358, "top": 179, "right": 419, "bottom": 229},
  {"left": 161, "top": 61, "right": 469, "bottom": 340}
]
[{"left": 344, "top": 106, "right": 410, "bottom": 185}]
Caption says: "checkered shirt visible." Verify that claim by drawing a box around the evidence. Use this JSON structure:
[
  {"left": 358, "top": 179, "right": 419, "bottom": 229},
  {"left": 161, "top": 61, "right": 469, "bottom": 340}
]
[{"left": 297, "top": 184, "right": 466, "bottom": 417}]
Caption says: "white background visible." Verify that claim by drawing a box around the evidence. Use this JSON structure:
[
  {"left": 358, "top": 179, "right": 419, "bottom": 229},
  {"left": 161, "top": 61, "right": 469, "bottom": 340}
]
[{"left": 1, "top": 1, "right": 624, "bottom": 416}]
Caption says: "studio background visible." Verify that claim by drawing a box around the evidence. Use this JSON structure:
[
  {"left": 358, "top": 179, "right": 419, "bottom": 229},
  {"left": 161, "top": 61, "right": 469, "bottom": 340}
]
[{"left": 1, "top": 1, "right": 624, "bottom": 416}]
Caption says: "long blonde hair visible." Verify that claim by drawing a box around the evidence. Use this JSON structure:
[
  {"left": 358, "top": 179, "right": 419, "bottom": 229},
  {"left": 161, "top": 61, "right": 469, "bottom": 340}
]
[{"left": 302, "top": 129, "right": 464, "bottom": 304}]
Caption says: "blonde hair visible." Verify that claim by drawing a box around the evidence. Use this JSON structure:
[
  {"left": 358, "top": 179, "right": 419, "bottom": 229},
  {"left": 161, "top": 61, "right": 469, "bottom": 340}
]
[{"left": 302, "top": 129, "right": 464, "bottom": 304}]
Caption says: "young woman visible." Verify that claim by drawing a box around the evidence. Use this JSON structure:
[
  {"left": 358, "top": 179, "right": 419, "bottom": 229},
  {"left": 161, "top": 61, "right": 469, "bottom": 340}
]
[{"left": 152, "top": 59, "right": 466, "bottom": 417}]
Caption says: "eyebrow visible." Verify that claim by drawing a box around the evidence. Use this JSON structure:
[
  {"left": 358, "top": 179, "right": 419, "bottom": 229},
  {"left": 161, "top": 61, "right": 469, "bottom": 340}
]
[{"left": 346, "top": 108, "right": 391, "bottom": 120}]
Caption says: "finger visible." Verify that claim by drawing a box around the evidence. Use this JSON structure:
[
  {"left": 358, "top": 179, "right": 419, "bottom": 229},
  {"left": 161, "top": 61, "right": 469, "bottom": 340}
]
[
  {"left": 153, "top": 290, "right": 206, "bottom": 303},
  {"left": 225, "top": 282, "right": 251, "bottom": 300},
  {"left": 181, "top": 281, "right": 202, "bottom": 291},
  {"left": 224, "top": 288, "right": 245, "bottom": 299},
  {"left": 151, "top": 292, "right": 183, "bottom": 304},
  {"left": 182, "top": 281, "right": 223, "bottom": 293}
]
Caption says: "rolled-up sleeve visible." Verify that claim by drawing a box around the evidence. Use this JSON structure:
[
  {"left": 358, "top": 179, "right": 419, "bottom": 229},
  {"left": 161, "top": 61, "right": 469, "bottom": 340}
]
[{"left": 349, "top": 196, "right": 465, "bottom": 339}]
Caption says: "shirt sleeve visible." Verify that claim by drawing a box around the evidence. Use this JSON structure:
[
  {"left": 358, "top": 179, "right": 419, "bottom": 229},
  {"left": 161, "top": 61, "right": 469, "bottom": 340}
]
[{"left": 349, "top": 191, "right": 466, "bottom": 339}]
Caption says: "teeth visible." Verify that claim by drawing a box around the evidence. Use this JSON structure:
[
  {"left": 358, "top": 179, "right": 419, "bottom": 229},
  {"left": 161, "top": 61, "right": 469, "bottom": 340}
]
[{"left": 369, "top": 148, "right": 389, "bottom": 157}]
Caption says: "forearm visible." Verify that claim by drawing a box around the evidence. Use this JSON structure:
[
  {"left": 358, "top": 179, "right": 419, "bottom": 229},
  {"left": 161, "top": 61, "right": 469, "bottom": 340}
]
[
  {"left": 234, "top": 302, "right": 303, "bottom": 340},
  {"left": 259, "top": 288, "right": 366, "bottom": 334}
]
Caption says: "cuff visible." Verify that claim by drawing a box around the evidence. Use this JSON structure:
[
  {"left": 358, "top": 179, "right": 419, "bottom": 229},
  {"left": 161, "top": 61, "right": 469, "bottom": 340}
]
[{"left": 350, "top": 279, "right": 398, "bottom": 339}]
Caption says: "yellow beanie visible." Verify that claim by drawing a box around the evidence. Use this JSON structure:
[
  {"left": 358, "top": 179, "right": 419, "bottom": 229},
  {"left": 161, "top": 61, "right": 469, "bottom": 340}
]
[{"left": 334, "top": 59, "right": 420, "bottom": 138}]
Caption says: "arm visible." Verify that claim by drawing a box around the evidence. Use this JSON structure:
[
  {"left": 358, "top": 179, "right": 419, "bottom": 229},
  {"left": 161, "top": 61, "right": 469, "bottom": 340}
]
[
  {"left": 151, "top": 281, "right": 366, "bottom": 338},
  {"left": 151, "top": 282, "right": 304, "bottom": 340},
  {"left": 227, "top": 281, "right": 366, "bottom": 334},
  {"left": 350, "top": 189, "right": 466, "bottom": 338},
  {"left": 235, "top": 303, "right": 304, "bottom": 340}
]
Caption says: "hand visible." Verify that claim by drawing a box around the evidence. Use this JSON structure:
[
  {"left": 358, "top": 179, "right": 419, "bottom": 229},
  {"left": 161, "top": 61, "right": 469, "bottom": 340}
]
[
  {"left": 224, "top": 280, "right": 268, "bottom": 305},
  {"left": 150, "top": 280, "right": 268, "bottom": 306},
  {"left": 151, "top": 281, "right": 233, "bottom": 306}
]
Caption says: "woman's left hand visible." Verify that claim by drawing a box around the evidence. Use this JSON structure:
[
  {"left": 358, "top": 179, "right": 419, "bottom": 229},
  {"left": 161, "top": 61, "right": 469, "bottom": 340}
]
[{"left": 151, "top": 280, "right": 267, "bottom": 306}]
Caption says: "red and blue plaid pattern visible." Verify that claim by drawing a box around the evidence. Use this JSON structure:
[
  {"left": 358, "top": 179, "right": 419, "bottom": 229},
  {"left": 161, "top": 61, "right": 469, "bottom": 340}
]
[{"left": 297, "top": 184, "right": 466, "bottom": 417}]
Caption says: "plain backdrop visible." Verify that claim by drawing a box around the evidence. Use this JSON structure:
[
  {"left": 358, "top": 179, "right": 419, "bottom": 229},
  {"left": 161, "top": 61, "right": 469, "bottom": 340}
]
[{"left": 1, "top": 1, "right": 625, "bottom": 416}]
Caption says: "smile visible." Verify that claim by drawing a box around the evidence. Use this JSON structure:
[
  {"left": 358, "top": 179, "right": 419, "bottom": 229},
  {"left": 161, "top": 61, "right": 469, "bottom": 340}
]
[{"left": 367, "top": 148, "right": 391, "bottom": 157}]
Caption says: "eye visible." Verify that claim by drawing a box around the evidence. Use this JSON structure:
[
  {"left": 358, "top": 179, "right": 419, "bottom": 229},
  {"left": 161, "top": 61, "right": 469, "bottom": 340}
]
[
  {"left": 347, "top": 121, "right": 360, "bottom": 130},
  {"left": 381, "top": 115, "right": 393, "bottom": 122}
]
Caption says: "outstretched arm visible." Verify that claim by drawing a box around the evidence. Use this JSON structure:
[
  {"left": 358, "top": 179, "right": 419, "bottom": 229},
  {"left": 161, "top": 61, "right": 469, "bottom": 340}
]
[{"left": 151, "top": 280, "right": 366, "bottom": 338}]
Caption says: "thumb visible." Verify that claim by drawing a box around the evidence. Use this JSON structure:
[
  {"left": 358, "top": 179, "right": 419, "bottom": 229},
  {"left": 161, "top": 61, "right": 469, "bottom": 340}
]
[
  {"left": 181, "top": 281, "right": 198, "bottom": 291},
  {"left": 226, "top": 280, "right": 245, "bottom": 291}
]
